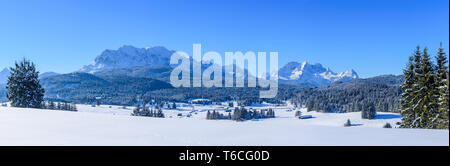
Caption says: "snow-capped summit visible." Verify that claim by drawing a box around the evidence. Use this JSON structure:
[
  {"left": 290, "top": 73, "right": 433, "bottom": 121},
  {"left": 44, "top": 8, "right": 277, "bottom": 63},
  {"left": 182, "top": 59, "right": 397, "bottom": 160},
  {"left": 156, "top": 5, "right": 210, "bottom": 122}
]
[
  {"left": 279, "top": 61, "right": 358, "bottom": 86},
  {"left": 0, "top": 68, "right": 10, "bottom": 84},
  {"left": 79, "top": 45, "right": 175, "bottom": 73}
]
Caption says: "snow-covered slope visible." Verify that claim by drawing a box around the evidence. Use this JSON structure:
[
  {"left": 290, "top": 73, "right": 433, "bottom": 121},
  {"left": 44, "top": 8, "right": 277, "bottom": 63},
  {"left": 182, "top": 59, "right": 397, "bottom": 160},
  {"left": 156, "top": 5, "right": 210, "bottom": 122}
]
[
  {"left": 279, "top": 61, "right": 358, "bottom": 86},
  {"left": 0, "top": 68, "right": 10, "bottom": 84},
  {"left": 0, "top": 104, "right": 447, "bottom": 146},
  {"left": 79, "top": 45, "right": 175, "bottom": 73},
  {"left": 40, "top": 72, "right": 60, "bottom": 79}
]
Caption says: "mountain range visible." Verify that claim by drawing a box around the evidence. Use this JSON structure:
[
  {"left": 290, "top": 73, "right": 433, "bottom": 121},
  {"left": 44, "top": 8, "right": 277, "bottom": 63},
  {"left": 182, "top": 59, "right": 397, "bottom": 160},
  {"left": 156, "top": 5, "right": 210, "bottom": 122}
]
[
  {"left": 279, "top": 61, "right": 358, "bottom": 86},
  {"left": 1, "top": 45, "right": 368, "bottom": 104},
  {"left": 77, "top": 45, "right": 358, "bottom": 86},
  {"left": 79, "top": 45, "right": 175, "bottom": 73}
]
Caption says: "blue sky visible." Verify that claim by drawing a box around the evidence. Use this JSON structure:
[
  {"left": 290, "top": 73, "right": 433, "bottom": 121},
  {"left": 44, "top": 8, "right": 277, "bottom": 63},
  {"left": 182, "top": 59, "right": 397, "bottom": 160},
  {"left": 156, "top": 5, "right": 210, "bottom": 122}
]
[{"left": 0, "top": 0, "right": 448, "bottom": 78}]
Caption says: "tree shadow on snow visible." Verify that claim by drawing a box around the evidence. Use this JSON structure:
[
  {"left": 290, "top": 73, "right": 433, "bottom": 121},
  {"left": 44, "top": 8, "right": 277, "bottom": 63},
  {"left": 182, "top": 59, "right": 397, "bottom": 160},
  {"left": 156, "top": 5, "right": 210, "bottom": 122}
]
[{"left": 373, "top": 114, "right": 402, "bottom": 120}]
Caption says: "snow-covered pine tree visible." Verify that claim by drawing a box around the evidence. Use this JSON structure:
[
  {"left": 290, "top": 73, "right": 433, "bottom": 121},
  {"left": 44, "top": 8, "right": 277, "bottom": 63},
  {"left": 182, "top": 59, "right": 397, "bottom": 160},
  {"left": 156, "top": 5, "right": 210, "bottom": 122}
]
[
  {"left": 6, "top": 59, "right": 45, "bottom": 108},
  {"left": 157, "top": 108, "right": 164, "bottom": 118},
  {"left": 206, "top": 110, "right": 211, "bottom": 120},
  {"left": 409, "top": 46, "right": 424, "bottom": 128},
  {"left": 400, "top": 55, "right": 416, "bottom": 128},
  {"left": 435, "top": 43, "right": 449, "bottom": 129},
  {"left": 48, "top": 100, "right": 55, "bottom": 110},
  {"left": 132, "top": 105, "right": 141, "bottom": 116},
  {"left": 361, "top": 101, "right": 376, "bottom": 119},
  {"left": 344, "top": 119, "right": 351, "bottom": 127},
  {"left": 415, "top": 48, "right": 439, "bottom": 128}
]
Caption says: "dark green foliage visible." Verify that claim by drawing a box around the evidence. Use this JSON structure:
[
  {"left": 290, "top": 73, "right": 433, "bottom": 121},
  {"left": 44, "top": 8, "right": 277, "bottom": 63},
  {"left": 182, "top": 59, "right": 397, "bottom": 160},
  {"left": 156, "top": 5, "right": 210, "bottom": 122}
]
[
  {"left": 229, "top": 107, "right": 275, "bottom": 121},
  {"left": 6, "top": 59, "right": 45, "bottom": 108},
  {"left": 132, "top": 106, "right": 165, "bottom": 118},
  {"left": 400, "top": 52, "right": 417, "bottom": 128},
  {"left": 40, "top": 71, "right": 306, "bottom": 106},
  {"left": 206, "top": 110, "right": 228, "bottom": 120},
  {"left": 344, "top": 119, "right": 351, "bottom": 127},
  {"left": 293, "top": 75, "right": 403, "bottom": 113},
  {"left": 435, "top": 43, "right": 449, "bottom": 129},
  {"left": 41, "top": 101, "right": 77, "bottom": 111},
  {"left": 94, "top": 65, "right": 173, "bottom": 82},
  {"left": 145, "top": 84, "right": 306, "bottom": 105},
  {"left": 383, "top": 123, "right": 392, "bottom": 128},
  {"left": 415, "top": 48, "right": 439, "bottom": 128},
  {"left": 172, "top": 102, "right": 176, "bottom": 109},
  {"left": 40, "top": 72, "right": 173, "bottom": 105},
  {"left": 361, "top": 102, "right": 377, "bottom": 119},
  {"left": 400, "top": 45, "right": 449, "bottom": 129}
]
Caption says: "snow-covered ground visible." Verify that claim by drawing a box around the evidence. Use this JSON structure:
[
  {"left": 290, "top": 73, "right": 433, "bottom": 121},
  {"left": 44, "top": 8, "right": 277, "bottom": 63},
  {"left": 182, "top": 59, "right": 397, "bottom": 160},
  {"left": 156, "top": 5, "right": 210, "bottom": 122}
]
[{"left": 0, "top": 104, "right": 448, "bottom": 146}]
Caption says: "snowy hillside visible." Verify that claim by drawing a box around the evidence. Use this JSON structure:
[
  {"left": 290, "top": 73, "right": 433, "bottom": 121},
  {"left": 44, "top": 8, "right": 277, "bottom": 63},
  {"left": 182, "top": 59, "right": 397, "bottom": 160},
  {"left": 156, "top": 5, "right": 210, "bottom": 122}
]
[
  {"left": 0, "top": 104, "right": 447, "bottom": 146},
  {"left": 40, "top": 72, "right": 60, "bottom": 79},
  {"left": 279, "top": 61, "right": 358, "bottom": 86},
  {"left": 79, "top": 45, "right": 175, "bottom": 73}
]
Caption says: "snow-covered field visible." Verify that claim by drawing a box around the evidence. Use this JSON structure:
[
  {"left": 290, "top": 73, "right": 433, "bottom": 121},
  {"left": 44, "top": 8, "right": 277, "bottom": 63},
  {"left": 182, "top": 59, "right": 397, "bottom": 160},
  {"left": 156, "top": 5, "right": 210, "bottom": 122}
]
[{"left": 0, "top": 104, "right": 448, "bottom": 146}]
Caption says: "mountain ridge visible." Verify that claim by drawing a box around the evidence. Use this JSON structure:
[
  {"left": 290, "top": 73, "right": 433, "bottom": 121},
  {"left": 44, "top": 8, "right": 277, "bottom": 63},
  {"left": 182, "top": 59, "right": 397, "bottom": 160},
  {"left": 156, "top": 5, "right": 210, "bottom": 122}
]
[
  {"left": 78, "top": 45, "right": 359, "bottom": 87},
  {"left": 279, "top": 61, "right": 358, "bottom": 86},
  {"left": 79, "top": 45, "right": 175, "bottom": 73}
]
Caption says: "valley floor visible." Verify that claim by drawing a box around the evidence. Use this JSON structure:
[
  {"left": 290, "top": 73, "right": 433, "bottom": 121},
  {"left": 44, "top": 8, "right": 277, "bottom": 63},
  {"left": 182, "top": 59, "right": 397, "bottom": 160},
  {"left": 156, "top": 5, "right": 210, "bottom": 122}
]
[{"left": 0, "top": 104, "right": 448, "bottom": 146}]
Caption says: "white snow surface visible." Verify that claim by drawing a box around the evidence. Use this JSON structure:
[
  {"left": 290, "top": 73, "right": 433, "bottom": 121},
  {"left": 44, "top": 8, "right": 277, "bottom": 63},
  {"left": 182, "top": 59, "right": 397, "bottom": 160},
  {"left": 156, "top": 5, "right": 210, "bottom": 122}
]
[{"left": 0, "top": 104, "right": 448, "bottom": 146}]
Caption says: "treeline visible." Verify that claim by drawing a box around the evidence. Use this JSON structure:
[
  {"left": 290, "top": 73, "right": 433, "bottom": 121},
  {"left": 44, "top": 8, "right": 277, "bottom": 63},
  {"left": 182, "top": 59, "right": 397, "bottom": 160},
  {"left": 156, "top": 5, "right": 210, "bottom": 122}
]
[
  {"left": 206, "top": 110, "right": 230, "bottom": 120},
  {"left": 131, "top": 106, "right": 165, "bottom": 118},
  {"left": 145, "top": 85, "right": 307, "bottom": 106},
  {"left": 292, "top": 75, "right": 403, "bottom": 114},
  {"left": 207, "top": 107, "right": 275, "bottom": 121},
  {"left": 42, "top": 100, "right": 77, "bottom": 111},
  {"left": 40, "top": 73, "right": 173, "bottom": 106},
  {"left": 400, "top": 45, "right": 449, "bottom": 129}
]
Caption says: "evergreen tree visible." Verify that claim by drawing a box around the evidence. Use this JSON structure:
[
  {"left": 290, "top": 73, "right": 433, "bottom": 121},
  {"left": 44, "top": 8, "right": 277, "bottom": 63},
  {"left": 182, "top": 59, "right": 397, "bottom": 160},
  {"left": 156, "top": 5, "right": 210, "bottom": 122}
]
[
  {"left": 206, "top": 110, "right": 211, "bottom": 120},
  {"left": 72, "top": 103, "right": 77, "bottom": 111},
  {"left": 48, "top": 100, "right": 55, "bottom": 110},
  {"left": 400, "top": 45, "right": 448, "bottom": 129},
  {"left": 132, "top": 105, "right": 141, "bottom": 116},
  {"left": 435, "top": 43, "right": 449, "bottom": 129},
  {"left": 172, "top": 102, "right": 177, "bottom": 109},
  {"left": 6, "top": 59, "right": 45, "bottom": 108},
  {"left": 157, "top": 108, "right": 164, "bottom": 118},
  {"left": 383, "top": 123, "right": 392, "bottom": 128},
  {"left": 416, "top": 48, "right": 439, "bottom": 128},
  {"left": 361, "top": 102, "right": 376, "bottom": 119},
  {"left": 400, "top": 55, "right": 416, "bottom": 127},
  {"left": 344, "top": 119, "right": 351, "bottom": 127}
]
